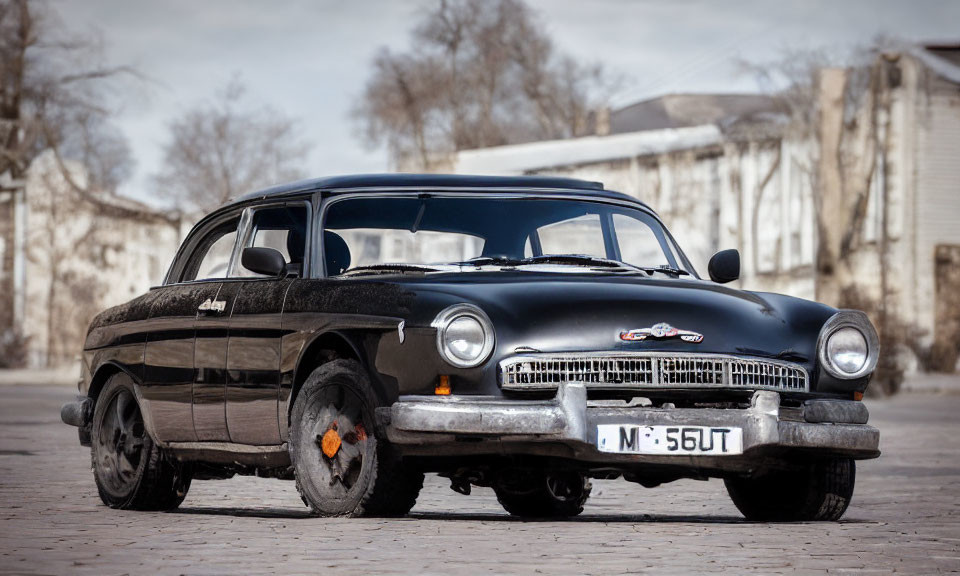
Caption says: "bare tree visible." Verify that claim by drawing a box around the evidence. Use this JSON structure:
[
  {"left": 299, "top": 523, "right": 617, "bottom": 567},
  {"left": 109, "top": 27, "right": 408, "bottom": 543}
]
[
  {"left": 355, "top": 0, "right": 613, "bottom": 170},
  {"left": 25, "top": 156, "right": 112, "bottom": 365},
  {"left": 739, "top": 39, "right": 916, "bottom": 394},
  {"left": 0, "top": 0, "right": 134, "bottom": 190},
  {"left": 153, "top": 78, "right": 311, "bottom": 212},
  {"left": 1, "top": 0, "right": 135, "bottom": 367}
]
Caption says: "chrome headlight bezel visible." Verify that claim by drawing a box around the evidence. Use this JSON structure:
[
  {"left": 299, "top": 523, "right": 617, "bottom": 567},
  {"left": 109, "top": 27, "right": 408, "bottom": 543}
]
[
  {"left": 432, "top": 304, "right": 495, "bottom": 368},
  {"left": 817, "top": 311, "right": 880, "bottom": 380}
]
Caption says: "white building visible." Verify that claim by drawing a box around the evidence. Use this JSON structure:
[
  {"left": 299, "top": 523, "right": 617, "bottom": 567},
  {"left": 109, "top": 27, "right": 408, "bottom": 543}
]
[
  {"left": 1, "top": 152, "right": 186, "bottom": 368},
  {"left": 447, "top": 44, "right": 960, "bottom": 370}
]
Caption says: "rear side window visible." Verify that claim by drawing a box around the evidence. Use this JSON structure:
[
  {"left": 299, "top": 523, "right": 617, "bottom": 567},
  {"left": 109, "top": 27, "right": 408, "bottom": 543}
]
[
  {"left": 182, "top": 221, "right": 240, "bottom": 282},
  {"left": 234, "top": 205, "right": 309, "bottom": 278}
]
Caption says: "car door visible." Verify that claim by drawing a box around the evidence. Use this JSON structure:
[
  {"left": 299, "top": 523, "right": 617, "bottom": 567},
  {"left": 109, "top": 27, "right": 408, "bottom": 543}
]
[
  {"left": 225, "top": 202, "right": 310, "bottom": 445},
  {"left": 142, "top": 213, "right": 240, "bottom": 443},
  {"left": 193, "top": 278, "right": 243, "bottom": 442}
]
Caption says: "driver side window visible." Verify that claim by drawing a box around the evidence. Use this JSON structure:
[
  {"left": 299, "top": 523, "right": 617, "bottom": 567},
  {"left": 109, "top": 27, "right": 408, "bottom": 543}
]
[{"left": 233, "top": 204, "right": 309, "bottom": 278}]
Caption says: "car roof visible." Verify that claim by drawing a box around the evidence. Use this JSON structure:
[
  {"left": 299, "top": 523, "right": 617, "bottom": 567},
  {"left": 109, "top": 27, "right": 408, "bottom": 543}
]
[{"left": 224, "top": 173, "right": 649, "bottom": 210}]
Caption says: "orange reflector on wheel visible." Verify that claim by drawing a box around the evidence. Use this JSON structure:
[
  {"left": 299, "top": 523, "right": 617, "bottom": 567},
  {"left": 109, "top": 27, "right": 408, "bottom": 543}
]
[
  {"left": 853, "top": 391, "right": 864, "bottom": 401},
  {"left": 436, "top": 375, "right": 451, "bottom": 395},
  {"left": 321, "top": 428, "right": 341, "bottom": 458}
]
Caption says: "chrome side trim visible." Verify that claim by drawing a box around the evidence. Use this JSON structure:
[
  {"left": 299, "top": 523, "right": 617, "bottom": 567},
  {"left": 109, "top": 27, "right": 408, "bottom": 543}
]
[
  {"left": 165, "top": 442, "right": 288, "bottom": 454},
  {"left": 499, "top": 351, "right": 809, "bottom": 393}
]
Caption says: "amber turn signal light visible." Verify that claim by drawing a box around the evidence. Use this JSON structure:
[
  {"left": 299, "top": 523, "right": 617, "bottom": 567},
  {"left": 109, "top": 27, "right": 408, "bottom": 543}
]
[
  {"left": 435, "top": 375, "right": 451, "bottom": 395},
  {"left": 853, "top": 391, "right": 864, "bottom": 401}
]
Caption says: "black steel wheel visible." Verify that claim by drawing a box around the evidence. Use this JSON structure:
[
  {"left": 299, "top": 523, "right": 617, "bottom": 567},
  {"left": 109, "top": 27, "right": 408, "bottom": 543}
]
[
  {"left": 724, "top": 458, "right": 856, "bottom": 522},
  {"left": 289, "top": 360, "right": 423, "bottom": 517},
  {"left": 494, "top": 469, "right": 592, "bottom": 518},
  {"left": 91, "top": 373, "right": 191, "bottom": 510},
  {"left": 94, "top": 384, "right": 144, "bottom": 494}
]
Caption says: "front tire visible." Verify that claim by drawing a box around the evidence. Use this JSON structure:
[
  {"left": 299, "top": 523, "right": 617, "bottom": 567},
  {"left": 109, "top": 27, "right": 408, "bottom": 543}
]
[
  {"left": 91, "top": 374, "right": 192, "bottom": 510},
  {"left": 289, "top": 360, "right": 424, "bottom": 517},
  {"left": 724, "top": 458, "right": 856, "bottom": 521},
  {"left": 494, "top": 469, "right": 592, "bottom": 518}
]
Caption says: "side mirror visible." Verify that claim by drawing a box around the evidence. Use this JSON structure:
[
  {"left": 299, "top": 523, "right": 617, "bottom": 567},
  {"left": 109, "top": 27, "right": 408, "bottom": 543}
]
[
  {"left": 241, "top": 247, "right": 287, "bottom": 277},
  {"left": 708, "top": 249, "right": 740, "bottom": 283}
]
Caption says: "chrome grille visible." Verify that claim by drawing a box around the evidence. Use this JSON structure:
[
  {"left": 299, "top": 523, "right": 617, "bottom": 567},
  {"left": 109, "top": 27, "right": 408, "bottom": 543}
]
[{"left": 500, "top": 353, "right": 808, "bottom": 393}]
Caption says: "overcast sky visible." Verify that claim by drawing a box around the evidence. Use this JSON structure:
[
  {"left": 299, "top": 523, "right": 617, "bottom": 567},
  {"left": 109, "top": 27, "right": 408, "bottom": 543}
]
[{"left": 56, "top": 0, "right": 960, "bottom": 206}]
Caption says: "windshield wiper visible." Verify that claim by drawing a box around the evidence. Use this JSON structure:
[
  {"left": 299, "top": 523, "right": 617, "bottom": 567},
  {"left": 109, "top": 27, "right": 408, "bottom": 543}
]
[
  {"left": 642, "top": 264, "right": 690, "bottom": 277},
  {"left": 459, "top": 254, "right": 634, "bottom": 270},
  {"left": 456, "top": 255, "right": 690, "bottom": 277},
  {"left": 521, "top": 254, "right": 638, "bottom": 270},
  {"left": 459, "top": 255, "right": 526, "bottom": 267},
  {"left": 523, "top": 256, "right": 691, "bottom": 277},
  {"left": 340, "top": 263, "right": 441, "bottom": 277}
]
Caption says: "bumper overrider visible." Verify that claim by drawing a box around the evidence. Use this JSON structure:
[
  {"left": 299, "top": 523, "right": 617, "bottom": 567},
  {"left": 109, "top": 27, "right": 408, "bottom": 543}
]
[
  {"left": 381, "top": 383, "right": 880, "bottom": 470},
  {"left": 61, "top": 395, "right": 94, "bottom": 446}
]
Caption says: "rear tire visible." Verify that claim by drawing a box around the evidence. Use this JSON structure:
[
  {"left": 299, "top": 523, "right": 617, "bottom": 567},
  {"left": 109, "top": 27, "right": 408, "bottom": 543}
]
[
  {"left": 91, "top": 374, "right": 192, "bottom": 510},
  {"left": 289, "top": 359, "right": 424, "bottom": 517},
  {"left": 494, "top": 469, "right": 591, "bottom": 518},
  {"left": 724, "top": 458, "right": 856, "bottom": 521}
]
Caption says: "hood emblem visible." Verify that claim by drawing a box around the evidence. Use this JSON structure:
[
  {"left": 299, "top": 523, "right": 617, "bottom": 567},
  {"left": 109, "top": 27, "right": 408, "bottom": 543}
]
[{"left": 621, "top": 322, "right": 704, "bottom": 343}]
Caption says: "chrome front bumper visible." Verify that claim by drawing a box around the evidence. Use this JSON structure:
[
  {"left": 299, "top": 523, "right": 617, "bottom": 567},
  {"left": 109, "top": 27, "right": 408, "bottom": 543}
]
[{"left": 383, "top": 384, "right": 880, "bottom": 465}]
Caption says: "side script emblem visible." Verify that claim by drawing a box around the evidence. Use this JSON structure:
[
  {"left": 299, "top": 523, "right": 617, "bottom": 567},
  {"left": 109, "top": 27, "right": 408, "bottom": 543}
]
[{"left": 620, "top": 322, "right": 704, "bottom": 343}]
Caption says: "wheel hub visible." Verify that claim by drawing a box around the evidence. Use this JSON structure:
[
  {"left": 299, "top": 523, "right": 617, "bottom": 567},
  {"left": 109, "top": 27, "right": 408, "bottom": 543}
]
[
  {"left": 320, "top": 426, "right": 342, "bottom": 458},
  {"left": 307, "top": 385, "right": 371, "bottom": 495}
]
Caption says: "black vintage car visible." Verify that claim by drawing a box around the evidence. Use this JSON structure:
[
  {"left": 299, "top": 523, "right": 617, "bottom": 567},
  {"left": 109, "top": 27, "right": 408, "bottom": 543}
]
[{"left": 62, "top": 174, "right": 880, "bottom": 520}]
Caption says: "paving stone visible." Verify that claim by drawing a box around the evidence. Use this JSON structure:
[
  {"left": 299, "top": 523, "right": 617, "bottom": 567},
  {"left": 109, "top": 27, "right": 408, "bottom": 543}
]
[{"left": 0, "top": 385, "right": 958, "bottom": 574}]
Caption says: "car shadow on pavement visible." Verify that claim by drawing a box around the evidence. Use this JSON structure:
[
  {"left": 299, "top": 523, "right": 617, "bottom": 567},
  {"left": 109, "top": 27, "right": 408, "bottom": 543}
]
[
  {"left": 411, "top": 511, "right": 748, "bottom": 523},
  {"left": 172, "top": 507, "right": 874, "bottom": 524},
  {"left": 174, "top": 507, "right": 316, "bottom": 519},
  {"left": 173, "top": 507, "right": 753, "bottom": 523}
]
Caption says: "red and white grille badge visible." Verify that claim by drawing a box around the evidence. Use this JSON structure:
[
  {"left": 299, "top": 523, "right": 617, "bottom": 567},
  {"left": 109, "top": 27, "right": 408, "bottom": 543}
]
[{"left": 620, "top": 322, "right": 704, "bottom": 343}]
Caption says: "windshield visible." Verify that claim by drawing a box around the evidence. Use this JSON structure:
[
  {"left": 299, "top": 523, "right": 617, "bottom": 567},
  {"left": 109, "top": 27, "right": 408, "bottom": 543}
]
[{"left": 321, "top": 196, "right": 692, "bottom": 276}]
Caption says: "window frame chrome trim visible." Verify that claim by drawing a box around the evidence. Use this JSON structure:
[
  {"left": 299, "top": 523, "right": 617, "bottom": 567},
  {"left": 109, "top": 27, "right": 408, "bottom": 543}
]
[{"left": 225, "top": 199, "right": 313, "bottom": 280}]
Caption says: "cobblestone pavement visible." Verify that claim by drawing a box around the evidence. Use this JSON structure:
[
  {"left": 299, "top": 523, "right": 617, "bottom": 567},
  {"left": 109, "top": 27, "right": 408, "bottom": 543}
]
[{"left": 1, "top": 385, "right": 959, "bottom": 575}]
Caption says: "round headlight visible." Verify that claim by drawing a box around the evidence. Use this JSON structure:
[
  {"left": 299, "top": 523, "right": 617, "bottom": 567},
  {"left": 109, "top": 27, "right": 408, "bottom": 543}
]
[
  {"left": 818, "top": 311, "right": 879, "bottom": 380},
  {"left": 827, "top": 327, "right": 868, "bottom": 374},
  {"left": 433, "top": 305, "right": 495, "bottom": 368}
]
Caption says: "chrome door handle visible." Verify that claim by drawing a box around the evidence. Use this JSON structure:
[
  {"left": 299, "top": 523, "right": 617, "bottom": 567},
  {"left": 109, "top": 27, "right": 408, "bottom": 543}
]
[{"left": 198, "top": 298, "right": 227, "bottom": 314}]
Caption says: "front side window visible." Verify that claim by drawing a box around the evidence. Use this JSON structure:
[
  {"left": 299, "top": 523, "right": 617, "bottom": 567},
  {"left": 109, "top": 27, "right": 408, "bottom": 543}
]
[
  {"left": 322, "top": 196, "right": 690, "bottom": 277},
  {"left": 234, "top": 204, "right": 309, "bottom": 278}
]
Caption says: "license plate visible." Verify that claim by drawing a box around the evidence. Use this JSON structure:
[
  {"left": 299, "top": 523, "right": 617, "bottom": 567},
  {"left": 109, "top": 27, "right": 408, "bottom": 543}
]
[{"left": 597, "top": 425, "right": 743, "bottom": 455}]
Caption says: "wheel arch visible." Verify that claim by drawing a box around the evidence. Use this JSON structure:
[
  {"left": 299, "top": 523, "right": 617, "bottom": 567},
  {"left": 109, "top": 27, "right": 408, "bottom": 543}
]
[
  {"left": 85, "top": 362, "right": 161, "bottom": 447},
  {"left": 288, "top": 331, "right": 365, "bottom": 421},
  {"left": 88, "top": 362, "right": 140, "bottom": 404}
]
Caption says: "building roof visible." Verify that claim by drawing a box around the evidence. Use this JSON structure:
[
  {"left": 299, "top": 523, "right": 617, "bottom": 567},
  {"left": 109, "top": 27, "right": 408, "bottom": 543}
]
[
  {"left": 609, "top": 93, "right": 789, "bottom": 134},
  {"left": 908, "top": 43, "right": 960, "bottom": 85},
  {"left": 227, "top": 173, "right": 654, "bottom": 207},
  {"left": 454, "top": 125, "right": 723, "bottom": 175},
  {"left": 447, "top": 93, "right": 786, "bottom": 176}
]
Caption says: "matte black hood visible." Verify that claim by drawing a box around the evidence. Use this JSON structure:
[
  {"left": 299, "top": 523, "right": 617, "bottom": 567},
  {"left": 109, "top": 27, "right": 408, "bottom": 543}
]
[{"left": 401, "top": 271, "right": 837, "bottom": 371}]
